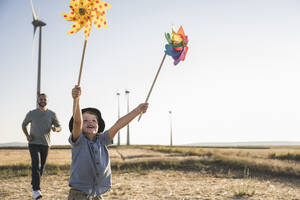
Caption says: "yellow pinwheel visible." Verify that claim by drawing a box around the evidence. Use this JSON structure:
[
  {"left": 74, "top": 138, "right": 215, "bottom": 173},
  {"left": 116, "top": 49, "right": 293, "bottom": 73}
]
[
  {"left": 62, "top": 0, "right": 111, "bottom": 118},
  {"left": 61, "top": 0, "right": 111, "bottom": 88},
  {"left": 62, "top": 0, "right": 111, "bottom": 39}
]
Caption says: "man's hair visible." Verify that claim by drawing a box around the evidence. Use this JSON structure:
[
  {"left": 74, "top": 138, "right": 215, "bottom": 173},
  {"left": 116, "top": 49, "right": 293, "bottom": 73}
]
[{"left": 38, "top": 93, "right": 47, "bottom": 98}]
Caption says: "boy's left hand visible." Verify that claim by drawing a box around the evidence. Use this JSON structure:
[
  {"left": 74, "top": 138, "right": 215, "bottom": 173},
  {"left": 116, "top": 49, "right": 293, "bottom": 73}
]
[{"left": 137, "top": 103, "right": 149, "bottom": 114}]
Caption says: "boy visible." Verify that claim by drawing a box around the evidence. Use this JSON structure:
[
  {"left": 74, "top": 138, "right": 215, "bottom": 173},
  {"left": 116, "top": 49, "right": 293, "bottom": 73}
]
[{"left": 68, "top": 85, "right": 148, "bottom": 200}]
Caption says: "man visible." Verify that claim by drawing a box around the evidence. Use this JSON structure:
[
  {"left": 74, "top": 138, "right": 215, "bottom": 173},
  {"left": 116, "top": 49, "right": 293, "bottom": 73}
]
[{"left": 22, "top": 93, "right": 62, "bottom": 199}]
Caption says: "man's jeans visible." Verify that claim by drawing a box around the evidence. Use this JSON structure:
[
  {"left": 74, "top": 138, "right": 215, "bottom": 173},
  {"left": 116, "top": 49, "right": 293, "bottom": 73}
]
[{"left": 29, "top": 144, "right": 49, "bottom": 191}]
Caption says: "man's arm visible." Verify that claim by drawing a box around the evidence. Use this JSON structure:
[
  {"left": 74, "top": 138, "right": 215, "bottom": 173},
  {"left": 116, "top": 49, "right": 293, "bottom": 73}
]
[
  {"left": 22, "top": 126, "right": 32, "bottom": 141},
  {"left": 108, "top": 103, "right": 148, "bottom": 140},
  {"left": 52, "top": 126, "right": 62, "bottom": 132},
  {"left": 22, "top": 113, "right": 32, "bottom": 141},
  {"left": 72, "top": 85, "right": 82, "bottom": 141},
  {"left": 52, "top": 113, "right": 62, "bottom": 132}
]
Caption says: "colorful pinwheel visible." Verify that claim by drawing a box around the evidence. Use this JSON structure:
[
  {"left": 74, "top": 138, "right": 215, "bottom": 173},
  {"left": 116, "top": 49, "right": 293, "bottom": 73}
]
[
  {"left": 62, "top": 0, "right": 111, "bottom": 118},
  {"left": 62, "top": 0, "right": 111, "bottom": 39},
  {"left": 164, "top": 26, "right": 189, "bottom": 65},
  {"left": 138, "top": 26, "right": 189, "bottom": 121}
]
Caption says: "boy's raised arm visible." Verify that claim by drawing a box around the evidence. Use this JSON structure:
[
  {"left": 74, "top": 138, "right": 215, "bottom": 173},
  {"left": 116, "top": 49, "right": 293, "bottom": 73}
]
[
  {"left": 108, "top": 103, "right": 148, "bottom": 140},
  {"left": 72, "top": 85, "right": 83, "bottom": 141}
]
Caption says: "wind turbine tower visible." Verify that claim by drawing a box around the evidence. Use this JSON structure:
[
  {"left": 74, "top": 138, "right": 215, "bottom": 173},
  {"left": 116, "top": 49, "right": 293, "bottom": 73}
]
[
  {"left": 125, "top": 90, "right": 130, "bottom": 145},
  {"left": 169, "top": 110, "right": 173, "bottom": 146},
  {"left": 30, "top": 0, "right": 46, "bottom": 107},
  {"left": 117, "top": 92, "right": 121, "bottom": 146}
]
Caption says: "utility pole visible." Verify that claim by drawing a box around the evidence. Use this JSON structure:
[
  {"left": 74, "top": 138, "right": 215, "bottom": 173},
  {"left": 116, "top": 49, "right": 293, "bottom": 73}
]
[
  {"left": 125, "top": 90, "right": 130, "bottom": 145},
  {"left": 117, "top": 92, "right": 121, "bottom": 146},
  {"left": 169, "top": 110, "right": 173, "bottom": 146}
]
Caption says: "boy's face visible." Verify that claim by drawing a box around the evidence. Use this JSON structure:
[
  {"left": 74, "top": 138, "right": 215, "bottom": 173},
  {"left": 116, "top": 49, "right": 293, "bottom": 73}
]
[{"left": 82, "top": 113, "right": 98, "bottom": 134}]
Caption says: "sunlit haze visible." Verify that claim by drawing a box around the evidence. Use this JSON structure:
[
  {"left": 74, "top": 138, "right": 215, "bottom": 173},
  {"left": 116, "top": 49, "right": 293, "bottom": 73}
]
[{"left": 1, "top": 0, "right": 300, "bottom": 145}]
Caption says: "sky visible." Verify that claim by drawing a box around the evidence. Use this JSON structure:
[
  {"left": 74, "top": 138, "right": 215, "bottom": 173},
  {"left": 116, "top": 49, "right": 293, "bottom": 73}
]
[{"left": 1, "top": 0, "right": 300, "bottom": 145}]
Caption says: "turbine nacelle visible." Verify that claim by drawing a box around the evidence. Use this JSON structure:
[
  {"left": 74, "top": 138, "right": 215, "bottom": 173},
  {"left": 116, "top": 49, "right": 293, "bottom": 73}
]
[{"left": 32, "top": 19, "right": 46, "bottom": 27}]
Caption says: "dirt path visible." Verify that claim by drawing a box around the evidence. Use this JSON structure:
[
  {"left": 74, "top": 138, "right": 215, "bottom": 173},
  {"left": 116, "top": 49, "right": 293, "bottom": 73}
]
[
  {"left": 0, "top": 170, "right": 299, "bottom": 200},
  {"left": 1, "top": 148, "right": 300, "bottom": 199}
]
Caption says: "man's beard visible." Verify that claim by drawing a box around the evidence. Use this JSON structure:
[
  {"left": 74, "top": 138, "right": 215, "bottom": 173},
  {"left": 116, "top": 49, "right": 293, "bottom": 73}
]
[{"left": 38, "top": 102, "right": 46, "bottom": 108}]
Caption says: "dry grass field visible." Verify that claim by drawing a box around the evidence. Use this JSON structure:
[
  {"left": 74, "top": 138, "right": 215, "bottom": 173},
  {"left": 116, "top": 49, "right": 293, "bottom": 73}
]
[{"left": 0, "top": 146, "right": 299, "bottom": 200}]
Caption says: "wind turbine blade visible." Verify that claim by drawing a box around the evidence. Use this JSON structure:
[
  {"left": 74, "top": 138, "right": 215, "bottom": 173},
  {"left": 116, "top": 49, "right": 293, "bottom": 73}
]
[
  {"left": 33, "top": 26, "right": 37, "bottom": 38},
  {"left": 32, "top": 27, "right": 38, "bottom": 64},
  {"left": 37, "top": 7, "right": 40, "bottom": 20},
  {"left": 30, "top": 0, "right": 38, "bottom": 20}
]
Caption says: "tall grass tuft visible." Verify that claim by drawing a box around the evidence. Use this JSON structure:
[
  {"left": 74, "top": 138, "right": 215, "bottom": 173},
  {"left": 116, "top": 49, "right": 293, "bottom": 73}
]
[
  {"left": 0, "top": 163, "right": 70, "bottom": 178},
  {"left": 269, "top": 152, "right": 300, "bottom": 162},
  {"left": 233, "top": 184, "right": 255, "bottom": 198}
]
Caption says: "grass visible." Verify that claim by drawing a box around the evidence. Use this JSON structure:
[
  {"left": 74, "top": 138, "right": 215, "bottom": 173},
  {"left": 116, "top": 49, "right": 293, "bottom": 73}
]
[
  {"left": 145, "top": 146, "right": 300, "bottom": 178},
  {"left": 0, "top": 164, "right": 31, "bottom": 177},
  {"left": 112, "top": 159, "right": 205, "bottom": 172},
  {"left": 0, "top": 145, "right": 72, "bottom": 150},
  {"left": 0, "top": 145, "right": 299, "bottom": 180},
  {"left": 0, "top": 159, "right": 204, "bottom": 178},
  {"left": 0, "top": 188, "right": 9, "bottom": 199},
  {"left": 269, "top": 152, "right": 300, "bottom": 162},
  {"left": 0, "top": 163, "right": 70, "bottom": 178},
  {"left": 232, "top": 168, "right": 255, "bottom": 198},
  {"left": 233, "top": 184, "right": 255, "bottom": 198}
]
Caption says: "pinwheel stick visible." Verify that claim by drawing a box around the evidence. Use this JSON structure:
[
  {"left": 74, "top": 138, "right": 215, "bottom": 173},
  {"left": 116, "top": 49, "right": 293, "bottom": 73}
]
[
  {"left": 73, "top": 39, "right": 88, "bottom": 117},
  {"left": 77, "top": 39, "right": 88, "bottom": 85},
  {"left": 138, "top": 53, "right": 167, "bottom": 121}
]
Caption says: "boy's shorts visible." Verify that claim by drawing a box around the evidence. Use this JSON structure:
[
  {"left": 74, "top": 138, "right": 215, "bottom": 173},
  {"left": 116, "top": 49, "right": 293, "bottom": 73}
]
[{"left": 68, "top": 188, "right": 103, "bottom": 200}]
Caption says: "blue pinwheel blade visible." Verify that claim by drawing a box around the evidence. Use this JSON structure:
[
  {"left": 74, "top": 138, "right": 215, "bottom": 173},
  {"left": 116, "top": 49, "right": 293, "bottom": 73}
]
[{"left": 164, "top": 44, "right": 181, "bottom": 57}]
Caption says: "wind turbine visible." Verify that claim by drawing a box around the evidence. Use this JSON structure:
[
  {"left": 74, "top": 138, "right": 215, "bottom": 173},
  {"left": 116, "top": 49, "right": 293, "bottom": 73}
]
[
  {"left": 125, "top": 90, "right": 130, "bottom": 145},
  {"left": 30, "top": 0, "right": 46, "bottom": 107},
  {"left": 169, "top": 111, "right": 173, "bottom": 146},
  {"left": 117, "top": 92, "right": 121, "bottom": 146}
]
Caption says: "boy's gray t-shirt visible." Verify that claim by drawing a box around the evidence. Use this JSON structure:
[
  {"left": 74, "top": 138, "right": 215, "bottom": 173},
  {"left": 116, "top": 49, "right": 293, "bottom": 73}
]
[
  {"left": 22, "top": 108, "right": 61, "bottom": 146},
  {"left": 68, "top": 131, "right": 112, "bottom": 197}
]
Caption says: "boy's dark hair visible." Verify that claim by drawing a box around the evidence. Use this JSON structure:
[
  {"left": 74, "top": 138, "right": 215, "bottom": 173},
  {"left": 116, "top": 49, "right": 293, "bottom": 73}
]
[{"left": 84, "top": 110, "right": 100, "bottom": 122}]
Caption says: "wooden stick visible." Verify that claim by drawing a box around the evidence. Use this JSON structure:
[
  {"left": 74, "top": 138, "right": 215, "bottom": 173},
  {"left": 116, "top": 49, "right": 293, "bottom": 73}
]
[
  {"left": 73, "top": 39, "right": 88, "bottom": 117},
  {"left": 77, "top": 39, "right": 88, "bottom": 85},
  {"left": 138, "top": 53, "right": 167, "bottom": 121}
]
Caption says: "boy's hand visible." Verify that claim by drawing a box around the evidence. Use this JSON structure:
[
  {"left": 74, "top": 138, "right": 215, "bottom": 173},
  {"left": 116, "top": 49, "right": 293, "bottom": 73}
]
[
  {"left": 137, "top": 103, "right": 149, "bottom": 114},
  {"left": 72, "top": 85, "right": 81, "bottom": 99}
]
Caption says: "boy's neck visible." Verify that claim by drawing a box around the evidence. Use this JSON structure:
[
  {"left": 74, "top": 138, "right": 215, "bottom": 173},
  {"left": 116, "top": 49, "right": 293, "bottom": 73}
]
[{"left": 85, "top": 132, "right": 97, "bottom": 141}]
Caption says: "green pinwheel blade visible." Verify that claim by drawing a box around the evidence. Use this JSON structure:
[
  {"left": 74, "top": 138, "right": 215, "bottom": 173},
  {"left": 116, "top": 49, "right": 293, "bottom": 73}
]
[
  {"left": 165, "top": 33, "right": 173, "bottom": 44},
  {"left": 171, "top": 42, "right": 184, "bottom": 47}
]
